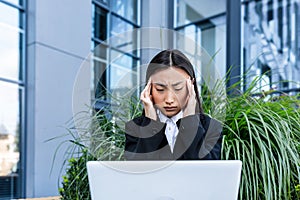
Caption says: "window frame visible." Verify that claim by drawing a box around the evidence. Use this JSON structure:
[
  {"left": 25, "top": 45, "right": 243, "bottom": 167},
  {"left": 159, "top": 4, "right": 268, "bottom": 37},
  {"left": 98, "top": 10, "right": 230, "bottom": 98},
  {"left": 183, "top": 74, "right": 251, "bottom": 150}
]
[{"left": 91, "top": 0, "right": 141, "bottom": 109}]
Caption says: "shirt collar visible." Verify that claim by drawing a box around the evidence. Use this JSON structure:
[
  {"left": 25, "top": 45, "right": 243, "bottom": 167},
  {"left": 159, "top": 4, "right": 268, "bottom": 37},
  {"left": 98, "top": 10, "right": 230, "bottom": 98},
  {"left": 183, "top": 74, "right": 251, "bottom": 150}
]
[{"left": 157, "top": 109, "right": 183, "bottom": 124}]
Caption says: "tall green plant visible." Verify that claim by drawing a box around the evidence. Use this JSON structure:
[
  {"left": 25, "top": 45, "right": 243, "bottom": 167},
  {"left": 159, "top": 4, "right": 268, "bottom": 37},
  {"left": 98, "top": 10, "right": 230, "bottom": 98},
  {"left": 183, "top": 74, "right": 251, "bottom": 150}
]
[{"left": 203, "top": 76, "right": 300, "bottom": 200}]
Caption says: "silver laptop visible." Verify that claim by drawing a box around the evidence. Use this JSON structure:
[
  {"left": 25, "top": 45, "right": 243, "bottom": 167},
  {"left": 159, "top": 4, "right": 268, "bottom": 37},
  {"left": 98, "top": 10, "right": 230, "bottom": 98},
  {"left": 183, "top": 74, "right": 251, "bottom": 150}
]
[{"left": 87, "top": 160, "right": 242, "bottom": 200}]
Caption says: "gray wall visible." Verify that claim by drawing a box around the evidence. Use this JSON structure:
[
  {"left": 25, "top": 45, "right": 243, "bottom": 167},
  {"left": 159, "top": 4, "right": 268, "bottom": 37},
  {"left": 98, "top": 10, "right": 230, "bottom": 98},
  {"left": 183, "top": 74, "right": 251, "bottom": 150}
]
[{"left": 26, "top": 0, "right": 91, "bottom": 197}]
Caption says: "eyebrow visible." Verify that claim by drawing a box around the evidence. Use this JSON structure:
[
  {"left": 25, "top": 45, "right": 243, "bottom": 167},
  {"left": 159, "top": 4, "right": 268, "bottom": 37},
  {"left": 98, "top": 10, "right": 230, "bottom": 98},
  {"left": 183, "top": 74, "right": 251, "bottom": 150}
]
[{"left": 153, "top": 80, "right": 185, "bottom": 87}]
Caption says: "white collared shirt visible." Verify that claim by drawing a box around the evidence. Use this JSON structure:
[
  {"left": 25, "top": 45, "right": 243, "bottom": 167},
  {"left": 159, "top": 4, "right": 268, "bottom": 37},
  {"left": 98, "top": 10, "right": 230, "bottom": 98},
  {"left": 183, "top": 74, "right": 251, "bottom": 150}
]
[{"left": 157, "top": 109, "right": 183, "bottom": 153}]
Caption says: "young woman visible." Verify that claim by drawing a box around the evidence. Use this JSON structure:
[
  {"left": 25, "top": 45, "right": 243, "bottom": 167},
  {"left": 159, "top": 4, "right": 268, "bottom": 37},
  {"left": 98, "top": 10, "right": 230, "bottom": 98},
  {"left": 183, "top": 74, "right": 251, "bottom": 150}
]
[{"left": 125, "top": 49, "right": 222, "bottom": 160}]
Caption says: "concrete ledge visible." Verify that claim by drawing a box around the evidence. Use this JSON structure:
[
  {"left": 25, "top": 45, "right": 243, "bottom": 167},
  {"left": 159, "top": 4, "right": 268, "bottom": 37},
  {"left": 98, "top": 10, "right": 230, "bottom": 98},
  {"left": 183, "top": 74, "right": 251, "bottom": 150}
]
[{"left": 18, "top": 197, "right": 60, "bottom": 200}]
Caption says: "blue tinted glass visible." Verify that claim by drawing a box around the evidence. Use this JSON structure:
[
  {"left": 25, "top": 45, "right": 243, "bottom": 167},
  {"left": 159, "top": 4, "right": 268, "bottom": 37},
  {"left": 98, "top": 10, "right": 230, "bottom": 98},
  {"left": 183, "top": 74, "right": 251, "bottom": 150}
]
[
  {"left": 110, "top": 16, "right": 137, "bottom": 54},
  {"left": 0, "top": 25, "right": 23, "bottom": 81},
  {"left": 93, "top": 5, "right": 108, "bottom": 41},
  {"left": 109, "top": 51, "right": 138, "bottom": 96},
  {"left": 175, "top": 0, "right": 226, "bottom": 27},
  {"left": 97, "top": 0, "right": 108, "bottom": 5},
  {"left": 93, "top": 60, "right": 107, "bottom": 99},
  {"left": 0, "top": 3, "right": 23, "bottom": 29},
  {"left": 111, "top": 0, "right": 138, "bottom": 24},
  {"left": 2, "top": 0, "right": 23, "bottom": 6}
]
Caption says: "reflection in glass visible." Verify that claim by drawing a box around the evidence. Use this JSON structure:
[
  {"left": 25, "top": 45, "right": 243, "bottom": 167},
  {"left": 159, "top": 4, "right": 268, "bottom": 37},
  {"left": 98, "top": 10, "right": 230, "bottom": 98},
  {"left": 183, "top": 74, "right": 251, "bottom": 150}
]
[
  {"left": 109, "top": 50, "right": 138, "bottom": 97},
  {"left": 93, "top": 5, "right": 108, "bottom": 41},
  {"left": 0, "top": 25, "right": 23, "bottom": 81},
  {"left": 110, "top": 16, "right": 137, "bottom": 54},
  {"left": 111, "top": 0, "right": 138, "bottom": 24},
  {"left": 242, "top": 0, "right": 300, "bottom": 91},
  {"left": 2, "top": 0, "right": 23, "bottom": 6},
  {"left": 176, "top": 18, "right": 226, "bottom": 81},
  {"left": 177, "top": 25, "right": 198, "bottom": 56},
  {"left": 0, "top": 2, "right": 23, "bottom": 29},
  {"left": 175, "top": 0, "right": 226, "bottom": 27},
  {"left": 0, "top": 81, "right": 21, "bottom": 198},
  {"left": 200, "top": 22, "right": 226, "bottom": 79},
  {"left": 96, "top": 0, "right": 108, "bottom": 6},
  {"left": 93, "top": 42, "right": 107, "bottom": 60},
  {"left": 92, "top": 0, "right": 140, "bottom": 109},
  {"left": 93, "top": 60, "right": 107, "bottom": 100},
  {"left": 92, "top": 42, "right": 108, "bottom": 99}
]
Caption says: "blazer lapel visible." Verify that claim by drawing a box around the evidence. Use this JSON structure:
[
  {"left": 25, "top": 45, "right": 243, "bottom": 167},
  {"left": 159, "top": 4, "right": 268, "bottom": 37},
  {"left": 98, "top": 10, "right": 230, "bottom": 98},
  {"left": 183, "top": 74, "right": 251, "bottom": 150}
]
[{"left": 172, "top": 116, "right": 206, "bottom": 159}]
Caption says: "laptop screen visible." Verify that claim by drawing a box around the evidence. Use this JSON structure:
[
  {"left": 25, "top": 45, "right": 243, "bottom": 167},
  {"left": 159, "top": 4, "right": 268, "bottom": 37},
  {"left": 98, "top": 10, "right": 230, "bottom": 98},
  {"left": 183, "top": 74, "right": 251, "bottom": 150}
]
[{"left": 87, "top": 160, "right": 242, "bottom": 200}]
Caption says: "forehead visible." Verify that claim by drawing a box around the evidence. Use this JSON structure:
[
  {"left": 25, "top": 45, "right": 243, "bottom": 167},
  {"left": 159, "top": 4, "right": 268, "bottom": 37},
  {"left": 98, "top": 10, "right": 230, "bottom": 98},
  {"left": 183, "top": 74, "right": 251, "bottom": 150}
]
[{"left": 151, "top": 67, "right": 189, "bottom": 82}]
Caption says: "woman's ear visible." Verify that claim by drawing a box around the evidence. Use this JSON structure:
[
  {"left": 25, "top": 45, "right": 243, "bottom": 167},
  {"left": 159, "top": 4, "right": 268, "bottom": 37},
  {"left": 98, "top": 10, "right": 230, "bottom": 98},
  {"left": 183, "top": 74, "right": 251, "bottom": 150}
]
[{"left": 192, "top": 78, "right": 195, "bottom": 84}]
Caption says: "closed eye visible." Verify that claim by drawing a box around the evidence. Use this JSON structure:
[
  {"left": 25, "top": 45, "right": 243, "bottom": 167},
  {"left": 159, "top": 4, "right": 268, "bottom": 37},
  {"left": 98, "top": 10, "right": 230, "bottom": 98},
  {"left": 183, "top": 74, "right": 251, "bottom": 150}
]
[
  {"left": 174, "top": 87, "right": 183, "bottom": 91},
  {"left": 156, "top": 88, "right": 164, "bottom": 92}
]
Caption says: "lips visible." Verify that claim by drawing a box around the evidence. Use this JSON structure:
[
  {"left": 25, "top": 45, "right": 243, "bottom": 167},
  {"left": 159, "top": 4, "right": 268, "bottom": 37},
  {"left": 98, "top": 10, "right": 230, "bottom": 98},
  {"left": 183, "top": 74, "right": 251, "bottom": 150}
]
[{"left": 164, "top": 106, "right": 177, "bottom": 111}]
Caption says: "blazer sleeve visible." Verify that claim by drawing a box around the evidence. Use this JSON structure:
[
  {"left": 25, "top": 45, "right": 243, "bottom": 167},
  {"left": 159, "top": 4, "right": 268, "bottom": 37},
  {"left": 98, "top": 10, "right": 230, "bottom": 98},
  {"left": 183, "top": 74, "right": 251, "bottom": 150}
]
[
  {"left": 198, "top": 116, "right": 223, "bottom": 160},
  {"left": 124, "top": 116, "right": 168, "bottom": 160}
]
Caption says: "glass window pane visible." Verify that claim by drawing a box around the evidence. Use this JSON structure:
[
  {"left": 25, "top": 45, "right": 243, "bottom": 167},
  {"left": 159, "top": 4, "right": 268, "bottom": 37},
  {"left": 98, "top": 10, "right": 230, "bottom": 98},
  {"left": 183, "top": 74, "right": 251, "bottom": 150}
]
[
  {"left": 92, "top": 42, "right": 108, "bottom": 99},
  {"left": 177, "top": 25, "right": 199, "bottom": 56},
  {"left": 175, "top": 0, "right": 226, "bottom": 27},
  {"left": 0, "top": 3, "right": 23, "bottom": 29},
  {"left": 201, "top": 23, "right": 226, "bottom": 79},
  {"left": 93, "top": 60, "right": 107, "bottom": 99},
  {"left": 109, "top": 50, "right": 138, "bottom": 97},
  {"left": 111, "top": 0, "right": 138, "bottom": 24},
  {"left": 2, "top": 0, "right": 23, "bottom": 6},
  {"left": 0, "top": 81, "right": 21, "bottom": 199},
  {"left": 96, "top": 0, "right": 108, "bottom": 6},
  {"left": 93, "top": 42, "right": 107, "bottom": 60},
  {"left": 176, "top": 19, "right": 226, "bottom": 83},
  {"left": 93, "top": 5, "right": 108, "bottom": 41},
  {"left": 110, "top": 16, "right": 137, "bottom": 54},
  {"left": 0, "top": 26, "right": 23, "bottom": 81}
]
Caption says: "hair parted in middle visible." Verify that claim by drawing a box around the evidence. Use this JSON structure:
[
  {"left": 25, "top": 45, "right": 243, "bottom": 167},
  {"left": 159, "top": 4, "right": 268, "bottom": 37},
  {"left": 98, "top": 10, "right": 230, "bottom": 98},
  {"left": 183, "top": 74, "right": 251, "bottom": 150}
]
[{"left": 145, "top": 49, "right": 204, "bottom": 115}]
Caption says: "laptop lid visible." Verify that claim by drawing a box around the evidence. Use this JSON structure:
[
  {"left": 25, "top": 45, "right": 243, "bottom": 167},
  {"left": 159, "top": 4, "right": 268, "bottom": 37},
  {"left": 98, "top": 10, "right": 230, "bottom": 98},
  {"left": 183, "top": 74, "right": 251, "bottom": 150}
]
[{"left": 87, "top": 160, "right": 242, "bottom": 200}]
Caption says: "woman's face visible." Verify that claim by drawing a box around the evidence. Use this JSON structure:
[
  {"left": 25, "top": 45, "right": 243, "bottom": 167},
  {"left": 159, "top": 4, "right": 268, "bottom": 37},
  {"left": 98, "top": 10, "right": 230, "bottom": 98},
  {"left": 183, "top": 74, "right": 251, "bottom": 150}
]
[{"left": 151, "top": 67, "right": 190, "bottom": 117}]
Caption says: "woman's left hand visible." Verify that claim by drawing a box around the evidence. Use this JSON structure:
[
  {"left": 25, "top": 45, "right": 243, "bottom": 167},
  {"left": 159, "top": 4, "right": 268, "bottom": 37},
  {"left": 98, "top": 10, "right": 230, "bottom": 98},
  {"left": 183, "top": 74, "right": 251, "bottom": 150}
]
[{"left": 183, "top": 78, "right": 197, "bottom": 117}]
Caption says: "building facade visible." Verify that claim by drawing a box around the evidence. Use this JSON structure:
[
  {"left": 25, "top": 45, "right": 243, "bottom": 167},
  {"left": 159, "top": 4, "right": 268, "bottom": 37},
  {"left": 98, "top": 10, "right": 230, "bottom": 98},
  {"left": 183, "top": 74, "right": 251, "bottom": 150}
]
[
  {"left": 0, "top": 0, "right": 299, "bottom": 198},
  {"left": 242, "top": 0, "right": 300, "bottom": 93}
]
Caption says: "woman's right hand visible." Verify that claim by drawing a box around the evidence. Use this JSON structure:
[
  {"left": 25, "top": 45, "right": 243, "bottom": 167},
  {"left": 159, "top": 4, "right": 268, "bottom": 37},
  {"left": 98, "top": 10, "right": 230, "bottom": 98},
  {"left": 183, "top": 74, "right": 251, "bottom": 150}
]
[{"left": 140, "top": 78, "right": 157, "bottom": 120}]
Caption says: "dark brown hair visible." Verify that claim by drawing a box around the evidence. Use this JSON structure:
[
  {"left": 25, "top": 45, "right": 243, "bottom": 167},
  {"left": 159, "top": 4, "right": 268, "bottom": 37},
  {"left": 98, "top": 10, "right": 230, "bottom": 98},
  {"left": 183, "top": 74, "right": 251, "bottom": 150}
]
[{"left": 145, "top": 49, "right": 204, "bottom": 114}]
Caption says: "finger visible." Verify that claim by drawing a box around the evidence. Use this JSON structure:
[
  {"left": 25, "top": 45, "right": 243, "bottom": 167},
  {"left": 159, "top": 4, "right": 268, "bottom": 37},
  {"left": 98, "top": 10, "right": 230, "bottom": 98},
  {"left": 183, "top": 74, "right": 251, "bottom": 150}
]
[
  {"left": 184, "top": 95, "right": 189, "bottom": 108},
  {"left": 189, "top": 78, "right": 196, "bottom": 97},
  {"left": 187, "top": 78, "right": 192, "bottom": 96},
  {"left": 141, "top": 79, "right": 150, "bottom": 96},
  {"left": 141, "top": 86, "right": 148, "bottom": 102},
  {"left": 183, "top": 79, "right": 190, "bottom": 107},
  {"left": 141, "top": 79, "right": 153, "bottom": 105},
  {"left": 140, "top": 87, "right": 146, "bottom": 100},
  {"left": 146, "top": 78, "right": 152, "bottom": 96},
  {"left": 142, "top": 78, "right": 150, "bottom": 98},
  {"left": 150, "top": 94, "right": 154, "bottom": 105}
]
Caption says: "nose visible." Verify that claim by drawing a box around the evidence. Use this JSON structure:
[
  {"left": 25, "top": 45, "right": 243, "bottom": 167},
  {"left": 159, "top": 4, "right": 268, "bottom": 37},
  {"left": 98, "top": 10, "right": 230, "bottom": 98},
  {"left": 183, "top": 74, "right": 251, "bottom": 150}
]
[{"left": 165, "top": 90, "right": 175, "bottom": 105}]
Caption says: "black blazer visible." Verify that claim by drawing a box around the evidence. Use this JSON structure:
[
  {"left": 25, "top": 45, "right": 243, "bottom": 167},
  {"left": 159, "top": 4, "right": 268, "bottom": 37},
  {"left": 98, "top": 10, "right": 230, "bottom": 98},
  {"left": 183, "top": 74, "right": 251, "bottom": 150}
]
[{"left": 125, "top": 114, "right": 223, "bottom": 160}]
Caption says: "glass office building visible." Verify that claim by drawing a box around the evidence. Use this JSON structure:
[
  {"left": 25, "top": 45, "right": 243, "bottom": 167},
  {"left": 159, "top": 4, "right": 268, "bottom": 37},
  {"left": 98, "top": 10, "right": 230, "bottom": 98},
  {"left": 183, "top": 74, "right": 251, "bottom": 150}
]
[{"left": 0, "top": 0, "right": 299, "bottom": 198}]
